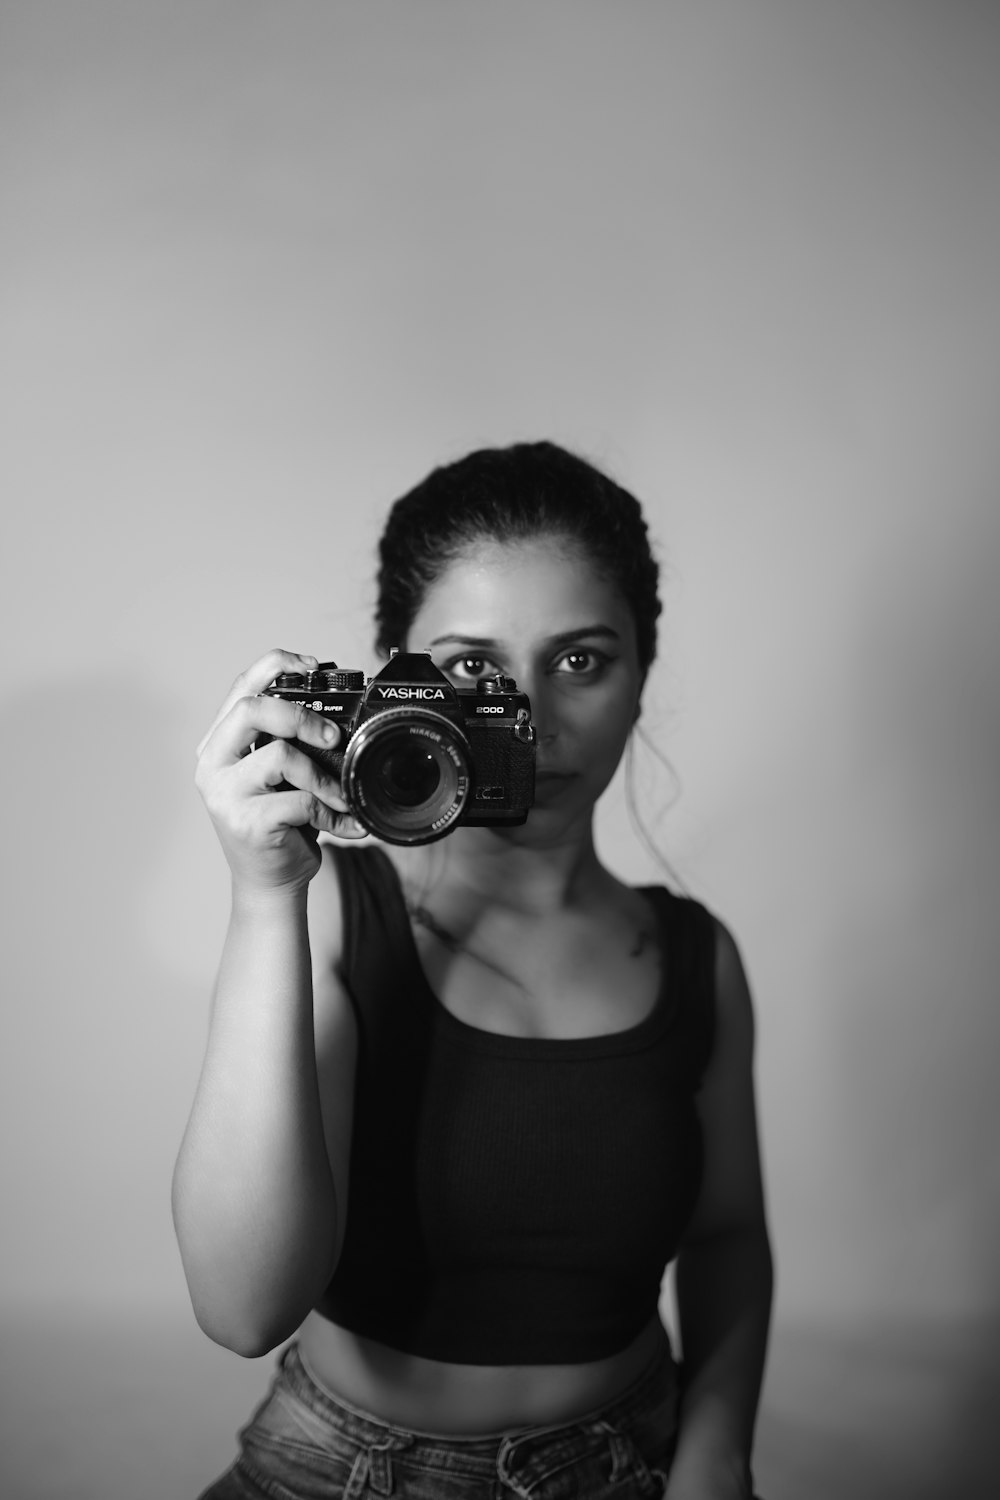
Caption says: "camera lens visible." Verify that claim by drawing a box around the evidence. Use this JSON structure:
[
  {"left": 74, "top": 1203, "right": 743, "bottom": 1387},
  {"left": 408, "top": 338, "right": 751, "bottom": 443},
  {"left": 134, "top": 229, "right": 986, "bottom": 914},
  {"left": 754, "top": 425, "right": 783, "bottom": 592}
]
[
  {"left": 375, "top": 742, "right": 442, "bottom": 808},
  {"left": 342, "top": 710, "right": 471, "bottom": 845}
]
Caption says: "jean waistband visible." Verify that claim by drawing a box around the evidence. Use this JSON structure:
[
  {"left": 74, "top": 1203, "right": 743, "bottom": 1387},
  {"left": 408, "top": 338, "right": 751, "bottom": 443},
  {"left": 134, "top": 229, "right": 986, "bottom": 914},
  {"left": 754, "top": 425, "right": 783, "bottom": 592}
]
[{"left": 285, "top": 1328, "right": 678, "bottom": 1480}]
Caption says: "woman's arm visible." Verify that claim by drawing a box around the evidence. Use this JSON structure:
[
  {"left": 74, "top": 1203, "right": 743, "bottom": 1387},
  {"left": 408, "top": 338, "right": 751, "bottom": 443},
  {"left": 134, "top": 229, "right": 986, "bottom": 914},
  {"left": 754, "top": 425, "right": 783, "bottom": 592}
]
[
  {"left": 172, "top": 651, "right": 361, "bottom": 1358},
  {"left": 666, "top": 920, "right": 774, "bottom": 1500}
]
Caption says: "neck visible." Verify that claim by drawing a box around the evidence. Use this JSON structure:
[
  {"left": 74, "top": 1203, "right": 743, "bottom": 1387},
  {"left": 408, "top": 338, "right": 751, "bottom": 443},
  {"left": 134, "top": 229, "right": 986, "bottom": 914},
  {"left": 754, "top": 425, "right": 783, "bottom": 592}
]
[{"left": 410, "top": 814, "right": 604, "bottom": 915}]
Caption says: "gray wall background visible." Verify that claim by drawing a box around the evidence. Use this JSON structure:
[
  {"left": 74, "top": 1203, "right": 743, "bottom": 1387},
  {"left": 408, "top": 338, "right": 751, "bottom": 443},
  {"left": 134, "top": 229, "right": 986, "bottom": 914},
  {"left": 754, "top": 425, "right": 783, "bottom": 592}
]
[{"left": 2, "top": 4, "right": 999, "bottom": 1496}]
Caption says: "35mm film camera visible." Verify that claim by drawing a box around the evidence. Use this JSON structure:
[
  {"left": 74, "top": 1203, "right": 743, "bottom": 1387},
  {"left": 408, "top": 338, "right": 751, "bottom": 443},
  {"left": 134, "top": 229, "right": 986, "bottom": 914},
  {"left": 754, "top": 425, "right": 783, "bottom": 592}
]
[{"left": 258, "top": 649, "right": 536, "bottom": 846}]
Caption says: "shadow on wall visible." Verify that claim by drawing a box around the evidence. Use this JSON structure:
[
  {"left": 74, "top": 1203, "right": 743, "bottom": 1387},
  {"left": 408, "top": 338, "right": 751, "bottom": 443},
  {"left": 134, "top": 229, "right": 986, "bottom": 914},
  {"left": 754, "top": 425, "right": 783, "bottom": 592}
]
[
  {"left": 755, "top": 1315, "right": 1000, "bottom": 1500},
  {"left": 0, "top": 674, "right": 204, "bottom": 1312},
  {"left": 750, "top": 509, "right": 1000, "bottom": 1495},
  {"left": 830, "top": 525, "right": 1000, "bottom": 1320}
]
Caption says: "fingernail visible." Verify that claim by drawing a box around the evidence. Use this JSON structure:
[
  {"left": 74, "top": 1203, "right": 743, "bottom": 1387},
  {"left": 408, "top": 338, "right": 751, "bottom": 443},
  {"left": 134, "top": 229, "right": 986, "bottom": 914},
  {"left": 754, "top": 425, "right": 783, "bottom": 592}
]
[{"left": 321, "top": 721, "right": 338, "bottom": 742}]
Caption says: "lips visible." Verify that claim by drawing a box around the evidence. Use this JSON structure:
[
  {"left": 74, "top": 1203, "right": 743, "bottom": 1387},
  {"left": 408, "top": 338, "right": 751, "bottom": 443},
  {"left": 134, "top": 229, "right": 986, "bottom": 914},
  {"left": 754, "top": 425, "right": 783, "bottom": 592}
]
[{"left": 533, "top": 769, "right": 578, "bottom": 794}]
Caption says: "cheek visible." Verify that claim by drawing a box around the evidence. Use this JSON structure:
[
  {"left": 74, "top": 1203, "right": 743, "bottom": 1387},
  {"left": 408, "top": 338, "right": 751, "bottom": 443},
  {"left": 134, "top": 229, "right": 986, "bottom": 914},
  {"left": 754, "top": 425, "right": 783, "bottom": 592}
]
[
  {"left": 568, "top": 685, "right": 637, "bottom": 764},
  {"left": 599, "top": 713, "right": 635, "bottom": 771},
  {"left": 580, "top": 717, "right": 634, "bottom": 805}
]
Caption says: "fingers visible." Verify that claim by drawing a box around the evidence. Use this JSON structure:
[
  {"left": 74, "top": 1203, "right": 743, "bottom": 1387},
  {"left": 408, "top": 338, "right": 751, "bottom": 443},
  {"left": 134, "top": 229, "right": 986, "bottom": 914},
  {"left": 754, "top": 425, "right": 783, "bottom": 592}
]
[
  {"left": 202, "top": 732, "right": 367, "bottom": 842},
  {"left": 327, "top": 815, "right": 369, "bottom": 841},
  {"left": 196, "top": 649, "right": 319, "bottom": 759},
  {"left": 195, "top": 652, "right": 372, "bottom": 881},
  {"left": 233, "top": 735, "right": 341, "bottom": 797},
  {"left": 265, "top": 790, "right": 368, "bottom": 841},
  {"left": 236, "top": 786, "right": 369, "bottom": 846},
  {"left": 198, "top": 688, "right": 341, "bottom": 775}
]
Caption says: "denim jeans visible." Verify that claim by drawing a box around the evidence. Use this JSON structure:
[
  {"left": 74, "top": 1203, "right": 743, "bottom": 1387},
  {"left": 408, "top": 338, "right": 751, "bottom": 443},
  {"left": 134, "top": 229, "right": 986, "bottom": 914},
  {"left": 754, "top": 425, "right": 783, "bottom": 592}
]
[{"left": 197, "top": 1333, "right": 682, "bottom": 1499}]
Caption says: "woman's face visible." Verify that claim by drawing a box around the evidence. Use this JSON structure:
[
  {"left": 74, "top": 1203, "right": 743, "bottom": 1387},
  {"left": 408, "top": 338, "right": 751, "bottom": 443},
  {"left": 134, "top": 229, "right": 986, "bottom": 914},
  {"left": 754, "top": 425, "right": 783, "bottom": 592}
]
[{"left": 406, "top": 538, "right": 644, "bottom": 837}]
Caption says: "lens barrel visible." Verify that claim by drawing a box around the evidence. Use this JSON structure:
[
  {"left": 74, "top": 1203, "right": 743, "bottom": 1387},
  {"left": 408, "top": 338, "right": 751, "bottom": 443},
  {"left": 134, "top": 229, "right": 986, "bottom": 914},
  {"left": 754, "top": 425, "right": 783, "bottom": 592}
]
[{"left": 341, "top": 708, "right": 471, "bottom": 845}]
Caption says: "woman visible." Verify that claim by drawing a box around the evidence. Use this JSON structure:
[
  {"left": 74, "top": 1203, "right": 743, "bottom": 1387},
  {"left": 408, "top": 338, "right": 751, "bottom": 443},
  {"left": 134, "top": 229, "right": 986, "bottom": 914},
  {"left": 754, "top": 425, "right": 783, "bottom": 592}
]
[{"left": 176, "top": 442, "right": 773, "bottom": 1499}]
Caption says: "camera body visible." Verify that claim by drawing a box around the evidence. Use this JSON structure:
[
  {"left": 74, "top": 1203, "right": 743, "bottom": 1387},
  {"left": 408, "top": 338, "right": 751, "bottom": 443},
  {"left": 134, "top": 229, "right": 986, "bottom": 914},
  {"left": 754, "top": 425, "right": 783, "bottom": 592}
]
[{"left": 258, "top": 649, "right": 536, "bottom": 846}]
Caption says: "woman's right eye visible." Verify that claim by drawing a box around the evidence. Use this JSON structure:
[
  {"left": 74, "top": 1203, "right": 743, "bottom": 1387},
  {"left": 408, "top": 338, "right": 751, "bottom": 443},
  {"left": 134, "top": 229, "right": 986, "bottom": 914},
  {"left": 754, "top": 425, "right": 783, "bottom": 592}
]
[{"left": 442, "top": 655, "right": 496, "bottom": 683}]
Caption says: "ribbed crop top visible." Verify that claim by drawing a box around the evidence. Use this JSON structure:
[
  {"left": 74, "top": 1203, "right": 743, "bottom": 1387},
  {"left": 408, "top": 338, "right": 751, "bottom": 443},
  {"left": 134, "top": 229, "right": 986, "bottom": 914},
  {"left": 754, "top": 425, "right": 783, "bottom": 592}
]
[{"left": 316, "top": 846, "right": 717, "bottom": 1365}]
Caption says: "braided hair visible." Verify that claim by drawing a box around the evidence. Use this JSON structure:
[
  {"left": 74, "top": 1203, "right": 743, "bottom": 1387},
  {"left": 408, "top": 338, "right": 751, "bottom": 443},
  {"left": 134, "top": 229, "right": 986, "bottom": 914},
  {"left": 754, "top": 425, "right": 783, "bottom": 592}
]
[{"left": 375, "top": 442, "right": 661, "bottom": 675}]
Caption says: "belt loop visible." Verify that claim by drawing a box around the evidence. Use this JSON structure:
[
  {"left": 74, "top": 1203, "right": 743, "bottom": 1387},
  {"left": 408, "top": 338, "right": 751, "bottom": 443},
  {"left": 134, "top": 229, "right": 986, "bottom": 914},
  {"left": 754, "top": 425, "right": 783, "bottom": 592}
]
[
  {"left": 365, "top": 1439, "right": 397, "bottom": 1496},
  {"left": 596, "top": 1419, "right": 633, "bottom": 1483},
  {"left": 496, "top": 1434, "right": 533, "bottom": 1500}
]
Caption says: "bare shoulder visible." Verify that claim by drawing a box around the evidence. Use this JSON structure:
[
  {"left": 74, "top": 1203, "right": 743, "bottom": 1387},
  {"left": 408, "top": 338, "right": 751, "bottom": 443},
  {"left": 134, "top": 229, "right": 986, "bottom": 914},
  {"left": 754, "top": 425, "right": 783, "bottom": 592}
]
[
  {"left": 683, "top": 914, "right": 767, "bottom": 1242},
  {"left": 710, "top": 916, "right": 756, "bottom": 1057},
  {"left": 585, "top": 862, "right": 657, "bottom": 933}
]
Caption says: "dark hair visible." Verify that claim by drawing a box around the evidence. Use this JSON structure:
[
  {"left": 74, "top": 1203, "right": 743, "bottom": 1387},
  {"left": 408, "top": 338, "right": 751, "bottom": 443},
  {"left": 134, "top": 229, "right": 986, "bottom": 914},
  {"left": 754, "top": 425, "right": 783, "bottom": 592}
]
[{"left": 375, "top": 441, "right": 661, "bottom": 673}]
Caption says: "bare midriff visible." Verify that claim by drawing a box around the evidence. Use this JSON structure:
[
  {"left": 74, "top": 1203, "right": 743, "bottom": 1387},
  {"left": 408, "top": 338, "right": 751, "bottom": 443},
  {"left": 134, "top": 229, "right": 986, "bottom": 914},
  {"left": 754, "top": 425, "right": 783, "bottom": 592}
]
[{"left": 296, "top": 1310, "right": 666, "bottom": 1434}]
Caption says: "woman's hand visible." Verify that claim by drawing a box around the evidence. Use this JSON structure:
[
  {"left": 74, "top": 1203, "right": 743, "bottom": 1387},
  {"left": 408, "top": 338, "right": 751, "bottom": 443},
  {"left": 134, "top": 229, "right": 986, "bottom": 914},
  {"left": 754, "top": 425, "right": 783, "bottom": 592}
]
[{"left": 195, "top": 648, "right": 366, "bottom": 895}]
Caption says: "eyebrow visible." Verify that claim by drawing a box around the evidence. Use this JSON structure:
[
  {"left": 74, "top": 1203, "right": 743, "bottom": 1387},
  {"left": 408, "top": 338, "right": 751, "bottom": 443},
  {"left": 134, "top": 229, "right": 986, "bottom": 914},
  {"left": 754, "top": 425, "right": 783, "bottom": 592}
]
[{"left": 428, "top": 625, "right": 622, "bottom": 650}]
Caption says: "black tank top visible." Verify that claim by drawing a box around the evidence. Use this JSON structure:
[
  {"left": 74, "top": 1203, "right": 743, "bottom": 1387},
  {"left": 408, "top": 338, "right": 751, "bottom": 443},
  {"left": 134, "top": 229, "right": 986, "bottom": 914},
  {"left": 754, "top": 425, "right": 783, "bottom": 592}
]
[{"left": 317, "top": 846, "right": 716, "bottom": 1364}]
